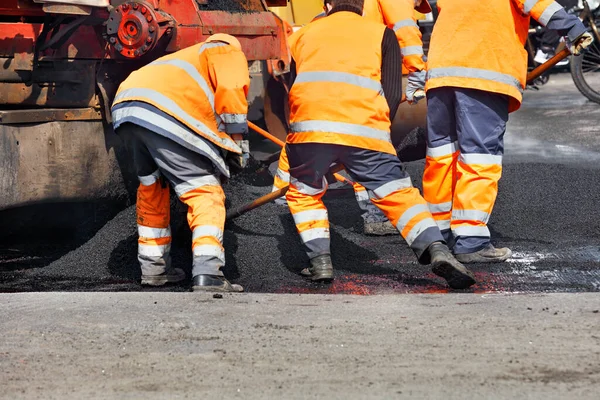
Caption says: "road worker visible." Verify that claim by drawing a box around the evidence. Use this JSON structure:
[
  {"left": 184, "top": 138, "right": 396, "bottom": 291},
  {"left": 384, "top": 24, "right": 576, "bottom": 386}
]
[
  {"left": 285, "top": 0, "right": 476, "bottom": 289},
  {"left": 272, "top": 0, "right": 432, "bottom": 236},
  {"left": 111, "top": 34, "right": 250, "bottom": 292},
  {"left": 424, "top": 0, "right": 593, "bottom": 263}
]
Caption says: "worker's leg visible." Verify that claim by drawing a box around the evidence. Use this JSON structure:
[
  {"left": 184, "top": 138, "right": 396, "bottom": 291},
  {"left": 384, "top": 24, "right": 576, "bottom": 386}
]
[
  {"left": 353, "top": 181, "right": 370, "bottom": 211},
  {"left": 119, "top": 124, "right": 184, "bottom": 286},
  {"left": 452, "top": 88, "right": 511, "bottom": 263},
  {"left": 340, "top": 147, "right": 475, "bottom": 289},
  {"left": 133, "top": 126, "right": 242, "bottom": 291},
  {"left": 271, "top": 146, "right": 290, "bottom": 204},
  {"left": 354, "top": 181, "right": 397, "bottom": 236},
  {"left": 423, "top": 87, "right": 459, "bottom": 244},
  {"left": 285, "top": 143, "right": 339, "bottom": 281},
  {"left": 341, "top": 148, "right": 443, "bottom": 262}
]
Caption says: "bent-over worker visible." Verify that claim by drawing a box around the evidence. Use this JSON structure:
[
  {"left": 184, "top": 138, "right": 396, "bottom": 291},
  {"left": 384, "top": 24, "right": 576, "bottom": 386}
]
[
  {"left": 111, "top": 34, "right": 250, "bottom": 292},
  {"left": 271, "top": 0, "right": 432, "bottom": 237},
  {"left": 424, "top": 0, "right": 593, "bottom": 263},
  {"left": 285, "top": 0, "right": 476, "bottom": 289}
]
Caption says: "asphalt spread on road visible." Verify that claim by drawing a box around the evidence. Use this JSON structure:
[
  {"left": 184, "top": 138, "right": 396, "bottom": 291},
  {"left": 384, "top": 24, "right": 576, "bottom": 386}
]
[{"left": 2, "top": 156, "right": 599, "bottom": 294}]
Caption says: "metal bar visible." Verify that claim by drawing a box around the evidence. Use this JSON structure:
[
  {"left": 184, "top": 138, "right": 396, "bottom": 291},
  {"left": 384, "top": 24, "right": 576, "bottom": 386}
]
[{"left": 0, "top": 108, "right": 102, "bottom": 124}]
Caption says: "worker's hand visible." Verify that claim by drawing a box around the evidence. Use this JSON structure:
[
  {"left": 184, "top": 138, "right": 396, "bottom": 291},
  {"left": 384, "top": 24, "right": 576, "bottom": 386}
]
[
  {"left": 567, "top": 32, "right": 594, "bottom": 56},
  {"left": 406, "top": 70, "right": 427, "bottom": 105},
  {"left": 226, "top": 139, "right": 250, "bottom": 173}
]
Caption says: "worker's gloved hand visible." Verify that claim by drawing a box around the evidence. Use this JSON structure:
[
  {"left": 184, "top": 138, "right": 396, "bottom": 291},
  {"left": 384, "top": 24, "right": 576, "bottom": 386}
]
[
  {"left": 566, "top": 32, "right": 594, "bottom": 56},
  {"left": 406, "top": 70, "right": 427, "bottom": 105},
  {"left": 226, "top": 139, "right": 250, "bottom": 173}
]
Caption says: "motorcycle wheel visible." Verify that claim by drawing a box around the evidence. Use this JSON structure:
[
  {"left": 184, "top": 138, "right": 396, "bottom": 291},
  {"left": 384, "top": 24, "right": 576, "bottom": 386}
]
[{"left": 570, "top": 25, "right": 600, "bottom": 104}]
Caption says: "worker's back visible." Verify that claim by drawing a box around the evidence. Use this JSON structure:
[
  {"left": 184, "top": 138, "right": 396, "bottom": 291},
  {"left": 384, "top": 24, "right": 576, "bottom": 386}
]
[
  {"left": 287, "top": 10, "right": 395, "bottom": 155},
  {"left": 427, "top": 0, "right": 534, "bottom": 111},
  {"left": 113, "top": 36, "right": 249, "bottom": 155}
]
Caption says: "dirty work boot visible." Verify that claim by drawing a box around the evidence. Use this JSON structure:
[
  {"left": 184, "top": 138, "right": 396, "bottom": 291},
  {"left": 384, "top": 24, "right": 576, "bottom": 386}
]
[
  {"left": 192, "top": 275, "right": 244, "bottom": 293},
  {"left": 363, "top": 220, "right": 398, "bottom": 236},
  {"left": 141, "top": 268, "right": 186, "bottom": 287},
  {"left": 455, "top": 245, "right": 512, "bottom": 264},
  {"left": 300, "top": 254, "right": 334, "bottom": 282},
  {"left": 362, "top": 206, "right": 397, "bottom": 236},
  {"left": 428, "top": 242, "right": 476, "bottom": 290}
]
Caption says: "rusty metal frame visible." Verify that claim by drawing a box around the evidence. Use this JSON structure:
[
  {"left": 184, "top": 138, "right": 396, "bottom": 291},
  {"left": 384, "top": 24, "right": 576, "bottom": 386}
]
[{"left": 0, "top": 108, "right": 102, "bottom": 124}]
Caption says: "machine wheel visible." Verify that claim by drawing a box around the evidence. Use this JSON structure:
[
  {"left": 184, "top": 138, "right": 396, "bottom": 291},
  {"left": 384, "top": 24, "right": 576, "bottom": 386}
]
[{"left": 570, "top": 24, "right": 600, "bottom": 104}]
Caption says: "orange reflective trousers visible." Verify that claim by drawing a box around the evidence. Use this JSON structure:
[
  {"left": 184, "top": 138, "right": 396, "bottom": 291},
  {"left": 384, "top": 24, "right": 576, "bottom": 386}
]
[{"left": 121, "top": 123, "right": 227, "bottom": 278}]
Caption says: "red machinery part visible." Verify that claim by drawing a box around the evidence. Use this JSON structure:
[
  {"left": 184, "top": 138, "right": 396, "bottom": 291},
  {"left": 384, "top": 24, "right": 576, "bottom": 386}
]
[{"left": 105, "top": 0, "right": 173, "bottom": 58}]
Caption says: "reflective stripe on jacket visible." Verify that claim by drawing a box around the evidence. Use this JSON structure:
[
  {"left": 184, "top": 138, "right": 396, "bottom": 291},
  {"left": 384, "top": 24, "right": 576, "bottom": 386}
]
[
  {"left": 112, "top": 35, "right": 250, "bottom": 154},
  {"left": 287, "top": 12, "right": 395, "bottom": 155},
  {"left": 363, "top": 0, "right": 426, "bottom": 74},
  {"left": 426, "top": 0, "right": 564, "bottom": 112}
]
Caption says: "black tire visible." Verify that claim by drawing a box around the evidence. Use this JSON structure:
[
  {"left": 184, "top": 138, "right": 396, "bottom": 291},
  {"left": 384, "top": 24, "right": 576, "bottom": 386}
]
[{"left": 570, "top": 26, "right": 600, "bottom": 104}]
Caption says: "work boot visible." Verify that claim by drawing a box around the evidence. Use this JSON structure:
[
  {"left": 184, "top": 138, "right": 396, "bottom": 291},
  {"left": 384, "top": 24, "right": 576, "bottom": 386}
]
[
  {"left": 141, "top": 268, "right": 186, "bottom": 287},
  {"left": 300, "top": 254, "right": 334, "bottom": 282},
  {"left": 363, "top": 220, "right": 398, "bottom": 236},
  {"left": 428, "top": 242, "right": 476, "bottom": 290},
  {"left": 192, "top": 275, "right": 244, "bottom": 292},
  {"left": 362, "top": 207, "right": 397, "bottom": 236},
  {"left": 455, "top": 245, "right": 512, "bottom": 264}
]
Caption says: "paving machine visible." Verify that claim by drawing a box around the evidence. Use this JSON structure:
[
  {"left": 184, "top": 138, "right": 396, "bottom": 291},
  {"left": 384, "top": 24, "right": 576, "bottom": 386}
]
[
  {"left": 0, "top": 0, "right": 428, "bottom": 213},
  {"left": 0, "top": 0, "right": 294, "bottom": 211}
]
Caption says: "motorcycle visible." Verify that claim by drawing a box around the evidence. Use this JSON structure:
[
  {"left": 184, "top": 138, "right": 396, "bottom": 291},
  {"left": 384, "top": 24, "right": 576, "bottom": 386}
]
[{"left": 570, "top": 0, "right": 600, "bottom": 104}]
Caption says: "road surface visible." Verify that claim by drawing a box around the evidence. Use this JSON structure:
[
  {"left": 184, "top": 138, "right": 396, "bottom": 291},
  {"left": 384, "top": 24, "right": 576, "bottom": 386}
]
[{"left": 0, "top": 73, "right": 599, "bottom": 399}]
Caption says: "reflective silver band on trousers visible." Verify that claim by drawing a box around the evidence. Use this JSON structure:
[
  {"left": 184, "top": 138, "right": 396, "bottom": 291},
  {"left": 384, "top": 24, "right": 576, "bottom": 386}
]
[
  {"left": 292, "top": 209, "right": 328, "bottom": 224},
  {"left": 459, "top": 153, "right": 503, "bottom": 166},
  {"left": 369, "top": 177, "right": 413, "bottom": 200},
  {"left": 192, "top": 225, "right": 224, "bottom": 243},
  {"left": 138, "top": 225, "right": 171, "bottom": 239},
  {"left": 139, "top": 243, "right": 171, "bottom": 257},
  {"left": 174, "top": 175, "right": 221, "bottom": 197},
  {"left": 452, "top": 209, "right": 491, "bottom": 224},
  {"left": 452, "top": 225, "right": 490, "bottom": 238},
  {"left": 138, "top": 169, "right": 161, "bottom": 186},
  {"left": 427, "top": 201, "right": 452, "bottom": 214},
  {"left": 426, "top": 141, "right": 458, "bottom": 158}
]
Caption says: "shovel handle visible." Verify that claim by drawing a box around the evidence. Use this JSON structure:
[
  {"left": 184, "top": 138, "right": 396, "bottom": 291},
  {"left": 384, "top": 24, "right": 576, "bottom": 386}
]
[
  {"left": 526, "top": 48, "right": 571, "bottom": 84},
  {"left": 226, "top": 164, "right": 346, "bottom": 220},
  {"left": 247, "top": 121, "right": 354, "bottom": 186}
]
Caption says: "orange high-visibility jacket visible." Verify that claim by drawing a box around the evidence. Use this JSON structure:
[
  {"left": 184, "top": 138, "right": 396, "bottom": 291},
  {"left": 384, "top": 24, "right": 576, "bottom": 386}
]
[
  {"left": 363, "top": 0, "right": 427, "bottom": 74},
  {"left": 426, "top": 0, "right": 564, "bottom": 112},
  {"left": 287, "top": 11, "right": 396, "bottom": 155},
  {"left": 112, "top": 34, "right": 250, "bottom": 155}
]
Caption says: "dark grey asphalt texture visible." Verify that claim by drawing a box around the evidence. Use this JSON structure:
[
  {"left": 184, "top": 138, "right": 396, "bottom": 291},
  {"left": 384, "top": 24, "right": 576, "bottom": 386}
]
[{"left": 1, "top": 74, "right": 600, "bottom": 294}]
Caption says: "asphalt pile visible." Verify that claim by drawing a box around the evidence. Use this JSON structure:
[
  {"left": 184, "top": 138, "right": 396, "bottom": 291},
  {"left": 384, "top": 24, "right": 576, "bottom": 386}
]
[{"left": 1, "top": 159, "right": 600, "bottom": 293}]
